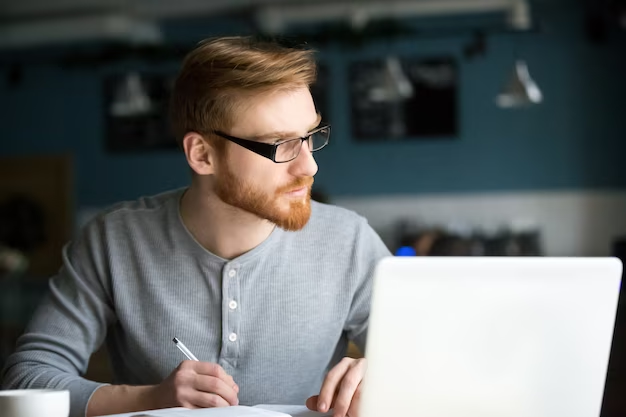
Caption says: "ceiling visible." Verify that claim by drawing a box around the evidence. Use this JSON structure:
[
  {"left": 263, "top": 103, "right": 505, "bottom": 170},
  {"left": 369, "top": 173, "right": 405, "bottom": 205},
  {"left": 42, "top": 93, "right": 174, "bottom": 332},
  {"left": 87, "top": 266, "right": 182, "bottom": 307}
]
[
  {"left": 1, "top": 0, "right": 623, "bottom": 49},
  {"left": 0, "top": 0, "right": 286, "bottom": 20},
  {"left": 0, "top": 0, "right": 537, "bottom": 49}
]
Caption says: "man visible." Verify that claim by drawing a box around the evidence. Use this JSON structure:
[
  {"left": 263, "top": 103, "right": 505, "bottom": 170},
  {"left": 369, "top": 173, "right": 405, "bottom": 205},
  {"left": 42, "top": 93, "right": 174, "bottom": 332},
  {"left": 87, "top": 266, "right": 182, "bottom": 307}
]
[{"left": 1, "top": 36, "right": 390, "bottom": 417}]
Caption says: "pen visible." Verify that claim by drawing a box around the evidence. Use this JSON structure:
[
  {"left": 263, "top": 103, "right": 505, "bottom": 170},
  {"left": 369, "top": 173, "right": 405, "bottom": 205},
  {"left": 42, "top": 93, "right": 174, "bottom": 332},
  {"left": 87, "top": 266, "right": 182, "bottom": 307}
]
[{"left": 172, "top": 337, "right": 199, "bottom": 361}]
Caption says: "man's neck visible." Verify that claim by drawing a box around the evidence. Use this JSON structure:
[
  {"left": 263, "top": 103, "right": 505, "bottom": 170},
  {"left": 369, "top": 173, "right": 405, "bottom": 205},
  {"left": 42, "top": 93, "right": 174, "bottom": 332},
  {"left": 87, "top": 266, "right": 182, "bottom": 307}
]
[{"left": 180, "top": 184, "right": 276, "bottom": 260}]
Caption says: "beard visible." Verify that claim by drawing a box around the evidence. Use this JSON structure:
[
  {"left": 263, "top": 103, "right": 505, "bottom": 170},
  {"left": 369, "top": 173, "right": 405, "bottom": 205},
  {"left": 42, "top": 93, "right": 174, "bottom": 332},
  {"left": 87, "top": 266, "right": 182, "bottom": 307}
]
[{"left": 214, "top": 164, "right": 314, "bottom": 231}]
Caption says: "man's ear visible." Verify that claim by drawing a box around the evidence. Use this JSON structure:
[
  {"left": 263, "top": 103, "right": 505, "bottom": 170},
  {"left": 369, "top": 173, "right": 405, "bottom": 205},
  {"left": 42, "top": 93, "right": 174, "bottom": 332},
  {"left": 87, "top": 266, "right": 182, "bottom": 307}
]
[{"left": 182, "top": 132, "right": 219, "bottom": 175}]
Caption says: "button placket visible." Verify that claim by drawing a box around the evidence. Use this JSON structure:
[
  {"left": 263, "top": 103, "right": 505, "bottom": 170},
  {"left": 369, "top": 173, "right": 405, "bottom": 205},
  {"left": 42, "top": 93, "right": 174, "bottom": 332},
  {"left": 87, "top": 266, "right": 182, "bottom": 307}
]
[{"left": 220, "top": 263, "right": 241, "bottom": 365}]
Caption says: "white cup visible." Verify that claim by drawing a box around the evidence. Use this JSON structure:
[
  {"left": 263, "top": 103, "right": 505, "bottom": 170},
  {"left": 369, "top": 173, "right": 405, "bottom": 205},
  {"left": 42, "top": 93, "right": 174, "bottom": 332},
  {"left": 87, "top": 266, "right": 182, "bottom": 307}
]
[{"left": 0, "top": 389, "right": 69, "bottom": 417}]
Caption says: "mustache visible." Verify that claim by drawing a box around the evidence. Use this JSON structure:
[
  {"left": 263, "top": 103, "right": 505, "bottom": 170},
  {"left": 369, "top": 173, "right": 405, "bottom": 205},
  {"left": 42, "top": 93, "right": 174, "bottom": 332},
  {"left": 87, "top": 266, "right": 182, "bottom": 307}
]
[{"left": 276, "top": 176, "right": 314, "bottom": 194}]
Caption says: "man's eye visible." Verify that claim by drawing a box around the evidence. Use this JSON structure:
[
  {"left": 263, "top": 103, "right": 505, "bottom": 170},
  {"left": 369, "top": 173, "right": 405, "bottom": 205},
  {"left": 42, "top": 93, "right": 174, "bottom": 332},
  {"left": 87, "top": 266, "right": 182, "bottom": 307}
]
[{"left": 272, "top": 138, "right": 292, "bottom": 145}]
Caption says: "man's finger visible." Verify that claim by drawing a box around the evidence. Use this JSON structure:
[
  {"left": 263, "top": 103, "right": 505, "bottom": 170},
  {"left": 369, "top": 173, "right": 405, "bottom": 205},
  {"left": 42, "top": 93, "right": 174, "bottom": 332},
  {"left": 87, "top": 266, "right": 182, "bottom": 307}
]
[
  {"left": 346, "top": 386, "right": 362, "bottom": 417},
  {"left": 187, "top": 391, "right": 231, "bottom": 408},
  {"left": 307, "top": 394, "right": 339, "bottom": 412},
  {"left": 194, "top": 374, "right": 239, "bottom": 406},
  {"left": 194, "top": 361, "right": 238, "bottom": 390},
  {"left": 317, "top": 359, "right": 353, "bottom": 412},
  {"left": 332, "top": 367, "right": 364, "bottom": 417},
  {"left": 306, "top": 395, "right": 319, "bottom": 411}
]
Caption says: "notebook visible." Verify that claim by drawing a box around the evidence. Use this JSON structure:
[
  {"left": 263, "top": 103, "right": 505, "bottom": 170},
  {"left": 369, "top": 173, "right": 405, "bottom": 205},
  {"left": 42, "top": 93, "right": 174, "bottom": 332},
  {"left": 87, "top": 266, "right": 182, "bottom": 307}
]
[
  {"left": 360, "top": 256, "right": 622, "bottom": 417},
  {"left": 96, "top": 405, "right": 331, "bottom": 417}
]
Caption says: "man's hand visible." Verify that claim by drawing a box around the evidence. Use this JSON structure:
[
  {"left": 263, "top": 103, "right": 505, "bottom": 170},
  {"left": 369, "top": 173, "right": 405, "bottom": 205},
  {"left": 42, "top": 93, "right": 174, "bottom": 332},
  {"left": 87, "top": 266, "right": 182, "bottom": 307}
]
[
  {"left": 306, "top": 357, "right": 366, "bottom": 417},
  {"left": 152, "top": 360, "right": 240, "bottom": 408},
  {"left": 87, "top": 361, "right": 239, "bottom": 416}
]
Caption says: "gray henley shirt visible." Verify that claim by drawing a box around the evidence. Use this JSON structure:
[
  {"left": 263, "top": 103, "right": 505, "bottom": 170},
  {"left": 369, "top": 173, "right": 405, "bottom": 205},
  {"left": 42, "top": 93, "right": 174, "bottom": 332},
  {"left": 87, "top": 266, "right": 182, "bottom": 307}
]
[{"left": 1, "top": 188, "right": 391, "bottom": 417}]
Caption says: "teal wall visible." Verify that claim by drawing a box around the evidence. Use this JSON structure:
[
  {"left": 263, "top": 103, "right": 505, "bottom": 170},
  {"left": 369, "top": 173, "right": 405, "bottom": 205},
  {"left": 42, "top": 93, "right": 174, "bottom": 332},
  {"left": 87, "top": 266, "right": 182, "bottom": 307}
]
[{"left": 0, "top": 1, "right": 625, "bottom": 209}]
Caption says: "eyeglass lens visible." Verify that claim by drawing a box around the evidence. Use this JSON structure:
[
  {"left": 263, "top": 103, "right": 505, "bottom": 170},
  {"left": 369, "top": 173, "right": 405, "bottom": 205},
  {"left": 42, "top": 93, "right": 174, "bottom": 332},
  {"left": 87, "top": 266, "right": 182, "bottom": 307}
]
[{"left": 275, "top": 127, "right": 329, "bottom": 162}]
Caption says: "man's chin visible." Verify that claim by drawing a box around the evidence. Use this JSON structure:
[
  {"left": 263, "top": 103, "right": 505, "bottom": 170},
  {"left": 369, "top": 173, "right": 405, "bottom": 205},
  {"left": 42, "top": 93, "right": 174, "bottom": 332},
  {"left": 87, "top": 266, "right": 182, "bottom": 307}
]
[
  {"left": 274, "top": 216, "right": 311, "bottom": 231},
  {"left": 270, "top": 203, "right": 312, "bottom": 231}
]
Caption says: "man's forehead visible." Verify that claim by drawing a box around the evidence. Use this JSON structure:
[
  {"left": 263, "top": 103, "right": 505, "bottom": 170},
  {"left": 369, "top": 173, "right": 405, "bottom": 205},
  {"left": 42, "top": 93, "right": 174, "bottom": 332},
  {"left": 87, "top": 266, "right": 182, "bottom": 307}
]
[
  {"left": 228, "top": 87, "right": 318, "bottom": 137},
  {"left": 252, "top": 113, "right": 322, "bottom": 141}
]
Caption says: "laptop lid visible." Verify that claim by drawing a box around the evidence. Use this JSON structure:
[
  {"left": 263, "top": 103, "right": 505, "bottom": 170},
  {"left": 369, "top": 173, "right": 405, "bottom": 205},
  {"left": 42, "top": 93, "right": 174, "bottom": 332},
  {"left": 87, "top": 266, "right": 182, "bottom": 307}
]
[{"left": 361, "top": 257, "right": 622, "bottom": 417}]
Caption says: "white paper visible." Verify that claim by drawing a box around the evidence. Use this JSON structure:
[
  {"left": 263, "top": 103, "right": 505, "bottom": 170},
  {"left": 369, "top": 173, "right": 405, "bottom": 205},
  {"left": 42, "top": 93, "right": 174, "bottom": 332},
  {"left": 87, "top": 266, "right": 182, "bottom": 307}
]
[
  {"left": 97, "top": 405, "right": 290, "bottom": 417},
  {"left": 254, "top": 405, "right": 333, "bottom": 417}
]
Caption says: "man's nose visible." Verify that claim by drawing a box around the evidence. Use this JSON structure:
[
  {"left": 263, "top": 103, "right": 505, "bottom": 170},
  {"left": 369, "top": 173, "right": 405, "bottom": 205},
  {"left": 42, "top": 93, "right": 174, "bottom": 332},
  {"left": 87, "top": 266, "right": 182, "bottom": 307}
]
[{"left": 289, "top": 140, "right": 318, "bottom": 178}]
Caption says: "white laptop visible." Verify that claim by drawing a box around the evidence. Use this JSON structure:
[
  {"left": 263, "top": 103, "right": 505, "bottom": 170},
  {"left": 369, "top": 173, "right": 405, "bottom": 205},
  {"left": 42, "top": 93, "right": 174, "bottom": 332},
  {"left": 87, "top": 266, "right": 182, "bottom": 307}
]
[{"left": 361, "top": 257, "right": 622, "bottom": 417}]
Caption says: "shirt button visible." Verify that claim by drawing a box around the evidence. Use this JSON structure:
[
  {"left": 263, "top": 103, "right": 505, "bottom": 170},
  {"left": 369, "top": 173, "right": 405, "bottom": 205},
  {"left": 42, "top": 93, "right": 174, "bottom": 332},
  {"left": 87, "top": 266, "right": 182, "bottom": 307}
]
[
  {"left": 228, "top": 333, "right": 237, "bottom": 342},
  {"left": 229, "top": 300, "right": 238, "bottom": 310},
  {"left": 228, "top": 270, "right": 236, "bottom": 278}
]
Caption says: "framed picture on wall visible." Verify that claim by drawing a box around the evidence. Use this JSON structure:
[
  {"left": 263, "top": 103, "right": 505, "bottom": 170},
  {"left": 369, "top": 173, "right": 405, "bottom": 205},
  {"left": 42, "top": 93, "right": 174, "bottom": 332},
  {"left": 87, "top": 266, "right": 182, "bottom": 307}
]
[
  {"left": 103, "top": 72, "right": 177, "bottom": 152},
  {"left": 349, "top": 56, "right": 458, "bottom": 141}
]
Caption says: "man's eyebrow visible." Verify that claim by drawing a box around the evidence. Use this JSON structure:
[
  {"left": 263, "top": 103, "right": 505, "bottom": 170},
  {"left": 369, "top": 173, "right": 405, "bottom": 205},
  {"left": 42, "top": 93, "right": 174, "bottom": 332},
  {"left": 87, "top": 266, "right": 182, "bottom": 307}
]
[{"left": 252, "top": 113, "right": 323, "bottom": 141}]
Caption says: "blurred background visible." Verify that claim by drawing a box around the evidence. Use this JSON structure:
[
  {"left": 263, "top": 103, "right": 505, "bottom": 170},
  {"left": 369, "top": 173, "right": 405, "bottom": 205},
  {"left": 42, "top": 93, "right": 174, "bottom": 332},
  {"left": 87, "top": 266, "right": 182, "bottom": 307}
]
[{"left": 0, "top": 0, "right": 625, "bottom": 414}]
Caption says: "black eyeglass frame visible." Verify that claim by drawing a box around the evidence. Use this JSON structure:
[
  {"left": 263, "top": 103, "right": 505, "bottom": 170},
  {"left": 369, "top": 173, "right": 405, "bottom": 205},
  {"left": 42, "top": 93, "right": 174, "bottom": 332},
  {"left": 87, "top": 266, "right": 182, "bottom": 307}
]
[{"left": 212, "top": 124, "right": 331, "bottom": 163}]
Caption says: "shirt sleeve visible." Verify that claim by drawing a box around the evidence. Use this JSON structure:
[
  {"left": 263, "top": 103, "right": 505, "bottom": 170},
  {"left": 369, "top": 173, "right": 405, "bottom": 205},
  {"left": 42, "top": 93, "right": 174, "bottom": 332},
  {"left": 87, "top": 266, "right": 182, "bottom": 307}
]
[
  {"left": 1, "top": 216, "right": 116, "bottom": 417},
  {"left": 344, "top": 219, "right": 391, "bottom": 353}
]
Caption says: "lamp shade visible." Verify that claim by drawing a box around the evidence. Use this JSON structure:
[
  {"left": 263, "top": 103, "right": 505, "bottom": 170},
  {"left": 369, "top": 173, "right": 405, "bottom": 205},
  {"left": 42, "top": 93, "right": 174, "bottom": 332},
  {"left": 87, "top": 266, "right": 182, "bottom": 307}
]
[
  {"left": 110, "top": 72, "right": 153, "bottom": 117},
  {"left": 496, "top": 60, "right": 543, "bottom": 108},
  {"left": 369, "top": 56, "right": 414, "bottom": 102}
]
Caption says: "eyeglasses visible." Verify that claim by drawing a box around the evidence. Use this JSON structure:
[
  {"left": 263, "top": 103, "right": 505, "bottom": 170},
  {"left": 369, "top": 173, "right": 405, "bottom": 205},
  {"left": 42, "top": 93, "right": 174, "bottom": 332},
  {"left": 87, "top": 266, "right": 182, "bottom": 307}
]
[{"left": 213, "top": 124, "right": 331, "bottom": 163}]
